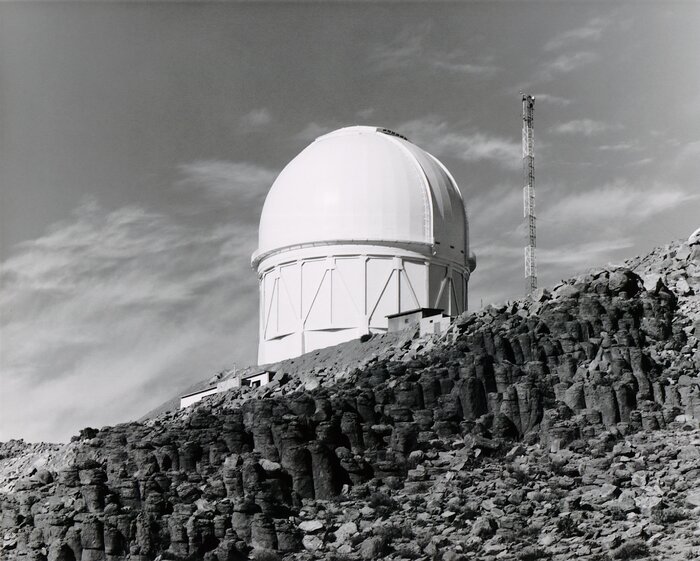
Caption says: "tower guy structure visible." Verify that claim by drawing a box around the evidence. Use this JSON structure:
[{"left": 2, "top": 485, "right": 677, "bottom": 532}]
[{"left": 522, "top": 94, "right": 537, "bottom": 295}]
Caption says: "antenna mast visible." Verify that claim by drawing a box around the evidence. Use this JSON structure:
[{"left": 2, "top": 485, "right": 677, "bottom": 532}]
[{"left": 522, "top": 94, "right": 537, "bottom": 295}]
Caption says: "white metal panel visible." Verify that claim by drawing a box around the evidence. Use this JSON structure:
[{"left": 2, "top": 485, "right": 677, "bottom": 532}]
[
  {"left": 279, "top": 263, "right": 301, "bottom": 320},
  {"left": 365, "top": 257, "right": 395, "bottom": 329},
  {"left": 260, "top": 334, "right": 300, "bottom": 365},
  {"left": 254, "top": 126, "right": 469, "bottom": 265},
  {"left": 398, "top": 142, "right": 467, "bottom": 265},
  {"left": 301, "top": 259, "right": 326, "bottom": 322},
  {"left": 257, "top": 250, "right": 471, "bottom": 364},
  {"left": 276, "top": 270, "right": 299, "bottom": 337},
  {"left": 334, "top": 257, "right": 364, "bottom": 317},
  {"left": 258, "top": 130, "right": 431, "bottom": 256},
  {"left": 330, "top": 269, "right": 361, "bottom": 329},
  {"left": 305, "top": 271, "right": 331, "bottom": 330},
  {"left": 262, "top": 275, "right": 279, "bottom": 339},
  {"left": 304, "top": 329, "right": 358, "bottom": 354},
  {"left": 452, "top": 271, "right": 465, "bottom": 314},
  {"left": 369, "top": 274, "right": 398, "bottom": 330},
  {"left": 401, "top": 259, "right": 427, "bottom": 311}
]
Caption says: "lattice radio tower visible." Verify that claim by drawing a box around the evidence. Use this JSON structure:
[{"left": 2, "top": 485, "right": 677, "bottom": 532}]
[{"left": 522, "top": 94, "right": 537, "bottom": 295}]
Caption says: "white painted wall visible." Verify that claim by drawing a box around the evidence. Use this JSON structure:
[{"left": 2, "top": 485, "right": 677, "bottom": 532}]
[
  {"left": 256, "top": 243, "right": 468, "bottom": 364},
  {"left": 179, "top": 387, "right": 218, "bottom": 409},
  {"left": 420, "top": 314, "right": 452, "bottom": 337},
  {"left": 242, "top": 371, "right": 272, "bottom": 388}
]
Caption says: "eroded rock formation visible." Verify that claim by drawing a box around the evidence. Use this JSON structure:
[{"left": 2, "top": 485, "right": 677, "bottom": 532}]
[{"left": 1, "top": 240, "right": 699, "bottom": 561}]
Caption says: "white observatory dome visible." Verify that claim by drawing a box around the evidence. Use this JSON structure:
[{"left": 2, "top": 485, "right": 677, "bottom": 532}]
[{"left": 252, "top": 126, "right": 476, "bottom": 365}]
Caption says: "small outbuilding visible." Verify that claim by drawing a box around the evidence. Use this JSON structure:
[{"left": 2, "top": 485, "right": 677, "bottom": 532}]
[
  {"left": 240, "top": 370, "right": 275, "bottom": 388},
  {"left": 419, "top": 313, "right": 452, "bottom": 337},
  {"left": 387, "top": 308, "right": 445, "bottom": 332},
  {"left": 179, "top": 369, "right": 276, "bottom": 409},
  {"left": 179, "top": 386, "right": 218, "bottom": 409}
]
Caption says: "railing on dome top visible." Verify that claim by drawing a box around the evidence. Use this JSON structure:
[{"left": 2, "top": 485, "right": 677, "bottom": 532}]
[{"left": 377, "top": 128, "right": 409, "bottom": 141}]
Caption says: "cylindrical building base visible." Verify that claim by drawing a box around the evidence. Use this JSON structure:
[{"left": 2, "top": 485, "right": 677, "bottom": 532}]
[{"left": 256, "top": 243, "right": 469, "bottom": 364}]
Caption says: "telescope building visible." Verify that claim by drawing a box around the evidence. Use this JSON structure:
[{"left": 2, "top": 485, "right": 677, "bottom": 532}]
[{"left": 251, "top": 126, "right": 476, "bottom": 364}]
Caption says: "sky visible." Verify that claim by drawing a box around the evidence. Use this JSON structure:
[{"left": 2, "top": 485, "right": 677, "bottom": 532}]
[{"left": 1, "top": 1, "right": 699, "bottom": 442}]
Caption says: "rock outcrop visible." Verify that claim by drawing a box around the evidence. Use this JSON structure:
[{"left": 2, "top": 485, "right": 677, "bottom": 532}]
[{"left": 1, "top": 238, "right": 699, "bottom": 561}]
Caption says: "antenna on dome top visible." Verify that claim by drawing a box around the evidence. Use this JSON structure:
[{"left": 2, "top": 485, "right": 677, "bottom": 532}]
[{"left": 522, "top": 94, "right": 537, "bottom": 295}]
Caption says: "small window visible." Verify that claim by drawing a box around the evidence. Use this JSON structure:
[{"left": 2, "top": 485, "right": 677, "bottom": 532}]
[{"left": 251, "top": 380, "right": 261, "bottom": 388}]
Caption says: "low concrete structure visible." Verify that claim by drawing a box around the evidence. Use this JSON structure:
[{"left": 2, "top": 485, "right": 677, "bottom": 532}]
[
  {"left": 178, "top": 369, "right": 276, "bottom": 409},
  {"left": 241, "top": 370, "right": 274, "bottom": 388},
  {"left": 387, "top": 308, "right": 444, "bottom": 333},
  {"left": 179, "top": 386, "right": 217, "bottom": 409},
  {"left": 419, "top": 313, "right": 451, "bottom": 337}
]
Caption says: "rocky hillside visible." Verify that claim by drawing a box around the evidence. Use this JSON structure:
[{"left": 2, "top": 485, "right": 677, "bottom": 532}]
[{"left": 1, "top": 238, "right": 699, "bottom": 561}]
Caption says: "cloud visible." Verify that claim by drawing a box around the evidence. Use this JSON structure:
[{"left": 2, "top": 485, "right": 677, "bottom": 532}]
[
  {"left": 296, "top": 122, "right": 338, "bottom": 142},
  {"left": 540, "top": 51, "right": 597, "bottom": 78},
  {"left": 514, "top": 52, "right": 598, "bottom": 93},
  {"left": 398, "top": 117, "right": 521, "bottom": 169},
  {"left": 675, "top": 140, "right": 700, "bottom": 164},
  {"left": 551, "top": 119, "right": 612, "bottom": 136},
  {"left": 468, "top": 235, "right": 635, "bottom": 307},
  {"left": 0, "top": 199, "right": 260, "bottom": 442},
  {"left": 598, "top": 141, "right": 640, "bottom": 152},
  {"left": 240, "top": 108, "right": 273, "bottom": 131},
  {"left": 537, "top": 239, "right": 634, "bottom": 267},
  {"left": 368, "top": 24, "right": 427, "bottom": 72},
  {"left": 368, "top": 24, "right": 499, "bottom": 77},
  {"left": 467, "top": 182, "right": 523, "bottom": 231},
  {"left": 176, "top": 160, "right": 276, "bottom": 210},
  {"left": 430, "top": 57, "right": 499, "bottom": 78},
  {"left": 541, "top": 180, "right": 697, "bottom": 227},
  {"left": 356, "top": 108, "right": 375, "bottom": 121},
  {"left": 465, "top": 177, "right": 697, "bottom": 308},
  {"left": 532, "top": 93, "right": 572, "bottom": 106},
  {"left": 544, "top": 17, "right": 609, "bottom": 51}
]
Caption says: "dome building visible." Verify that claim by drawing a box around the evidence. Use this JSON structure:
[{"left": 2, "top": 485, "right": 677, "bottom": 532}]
[{"left": 251, "top": 126, "right": 476, "bottom": 364}]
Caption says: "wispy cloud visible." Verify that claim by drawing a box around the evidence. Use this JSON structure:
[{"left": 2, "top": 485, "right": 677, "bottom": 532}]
[
  {"left": 532, "top": 93, "right": 572, "bottom": 106},
  {"left": 296, "top": 121, "right": 338, "bottom": 142},
  {"left": 356, "top": 108, "right": 375, "bottom": 121},
  {"left": 467, "top": 177, "right": 696, "bottom": 308},
  {"left": 176, "top": 160, "right": 276, "bottom": 209},
  {"left": 240, "top": 108, "right": 273, "bottom": 131},
  {"left": 0, "top": 199, "right": 259, "bottom": 442},
  {"left": 551, "top": 118, "right": 613, "bottom": 136},
  {"left": 675, "top": 140, "right": 700, "bottom": 164},
  {"left": 544, "top": 17, "right": 610, "bottom": 51},
  {"left": 540, "top": 51, "right": 598, "bottom": 78},
  {"left": 468, "top": 182, "right": 523, "bottom": 232},
  {"left": 541, "top": 180, "right": 697, "bottom": 226},
  {"left": 537, "top": 239, "right": 634, "bottom": 267},
  {"left": 431, "top": 60, "right": 499, "bottom": 76},
  {"left": 368, "top": 24, "right": 499, "bottom": 77},
  {"left": 398, "top": 117, "right": 520, "bottom": 169},
  {"left": 430, "top": 52, "right": 500, "bottom": 77},
  {"left": 598, "top": 141, "right": 640, "bottom": 152},
  {"left": 368, "top": 24, "right": 426, "bottom": 72}
]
